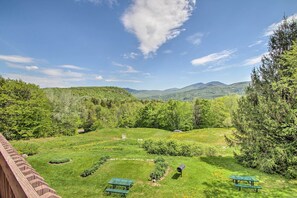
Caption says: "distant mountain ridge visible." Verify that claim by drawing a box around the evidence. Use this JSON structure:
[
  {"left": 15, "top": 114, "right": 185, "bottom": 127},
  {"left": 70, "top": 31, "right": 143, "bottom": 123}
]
[{"left": 126, "top": 81, "right": 250, "bottom": 100}]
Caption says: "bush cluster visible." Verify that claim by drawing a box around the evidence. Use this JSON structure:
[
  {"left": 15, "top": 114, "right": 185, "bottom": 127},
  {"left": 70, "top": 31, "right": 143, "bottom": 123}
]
[
  {"left": 80, "top": 156, "right": 110, "bottom": 177},
  {"left": 149, "top": 157, "right": 168, "bottom": 181},
  {"left": 143, "top": 139, "right": 203, "bottom": 157},
  {"left": 49, "top": 158, "right": 70, "bottom": 164}
]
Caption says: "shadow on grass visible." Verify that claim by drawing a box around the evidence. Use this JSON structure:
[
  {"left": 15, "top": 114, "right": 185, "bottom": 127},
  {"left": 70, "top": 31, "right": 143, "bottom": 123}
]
[
  {"left": 171, "top": 173, "right": 181, "bottom": 180},
  {"left": 200, "top": 156, "right": 247, "bottom": 173},
  {"left": 203, "top": 180, "right": 238, "bottom": 198}
]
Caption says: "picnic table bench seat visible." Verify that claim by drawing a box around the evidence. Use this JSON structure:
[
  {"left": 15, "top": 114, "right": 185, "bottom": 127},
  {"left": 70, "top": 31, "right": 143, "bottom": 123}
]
[
  {"left": 105, "top": 188, "right": 129, "bottom": 197},
  {"left": 235, "top": 183, "right": 262, "bottom": 192}
]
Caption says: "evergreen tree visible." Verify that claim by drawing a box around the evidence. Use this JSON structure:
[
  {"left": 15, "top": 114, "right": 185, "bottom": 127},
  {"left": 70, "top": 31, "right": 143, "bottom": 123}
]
[{"left": 229, "top": 17, "right": 297, "bottom": 178}]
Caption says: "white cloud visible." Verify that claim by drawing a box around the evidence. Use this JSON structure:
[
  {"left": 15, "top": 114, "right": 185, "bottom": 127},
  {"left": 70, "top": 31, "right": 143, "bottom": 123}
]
[
  {"left": 244, "top": 53, "right": 267, "bottom": 66},
  {"left": 264, "top": 13, "right": 297, "bottom": 36},
  {"left": 6, "top": 62, "right": 39, "bottom": 71},
  {"left": 25, "top": 66, "right": 39, "bottom": 71},
  {"left": 112, "top": 61, "right": 139, "bottom": 73},
  {"left": 0, "top": 55, "right": 34, "bottom": 63},
  {"left": 60, "top": 64, "right": 86, "bottom": 70},
  {"left": 187, "top": 32, "right": 203, "bottom": 45},
  {"left": 95, "top": 75, "right": 103, "bottom": 80},
  {"left": 41, "top": 68, "right": 84, "bottom": 78},
  {"left": 123, "top": 52, "right": 139, "bottom": 59},
  {"left": 122, "top": 0, "right": 196, "bottom": 56},
  {"left": 3, "top": 73, "right": 71, "bottom": 88},
  {"left": 191, "top": 50, "right": 236, "bottom": 66},
  {"left": 75, "top": 0, "right": 118, "bottom": 6},
  {"left": 248, "top": 40, "right": 263, "bottom": 48}
]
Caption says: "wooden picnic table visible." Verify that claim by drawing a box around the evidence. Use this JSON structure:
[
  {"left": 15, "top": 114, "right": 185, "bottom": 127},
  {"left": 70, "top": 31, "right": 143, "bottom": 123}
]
[
  {"left": 230, "top": 175, "right": 259, "bottom": 186},
  {"left": 108, "top": 178, "right": 134, "bottom": 189}
]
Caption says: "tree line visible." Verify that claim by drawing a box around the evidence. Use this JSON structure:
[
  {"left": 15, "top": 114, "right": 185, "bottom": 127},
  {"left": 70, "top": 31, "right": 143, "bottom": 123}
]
[{"left": 0, "top": 78, "right": 238, "bottom": 140}]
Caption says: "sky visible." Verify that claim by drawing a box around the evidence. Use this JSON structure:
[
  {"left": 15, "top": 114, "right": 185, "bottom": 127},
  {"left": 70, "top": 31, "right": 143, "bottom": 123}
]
[{"left": 0, "top": 0, "right": 297, "bottom": 90}]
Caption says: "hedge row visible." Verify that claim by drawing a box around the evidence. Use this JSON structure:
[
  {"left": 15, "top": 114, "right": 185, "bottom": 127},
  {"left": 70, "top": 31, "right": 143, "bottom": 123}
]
[
  {"left": 142, "top": 139, "right": 203, "bottom": 157},
  {"left": 149, "top": 157, "right": 168, "bottom": 181},
  {"left": 80, "top": 156, "right": 110, "bottom": 177}
]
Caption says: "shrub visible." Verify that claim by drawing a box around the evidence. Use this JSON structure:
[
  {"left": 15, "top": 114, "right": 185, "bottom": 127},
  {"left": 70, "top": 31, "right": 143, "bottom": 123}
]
[
  {"left": 80, "top": 156, "right": 110, "bottom": 177},
  {"left": 205, "top": 147, "right": 218, "bottom": 157},
  {"left": 150, "top": 157, "right": 168, "bottom": 181},
  {"left": 143, "top": 139, "right": 203, "bottom": 157},
  {"left": 49, "top": 158, "right": 70, "bottom": 164},
  {"left": 14, "top": 142, "right": 39, "bottom": 156}
]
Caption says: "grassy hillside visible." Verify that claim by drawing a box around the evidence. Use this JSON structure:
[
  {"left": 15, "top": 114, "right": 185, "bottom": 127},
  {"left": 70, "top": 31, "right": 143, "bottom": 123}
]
[
  {"left": 127, "top": 81, "right": 249, "bottom": 100},
  {"left": 11, "top": 128, "right": 296, "bottom": 197},
  {"left": 44, "top": 86, "right": 136, "bottom": 101}
]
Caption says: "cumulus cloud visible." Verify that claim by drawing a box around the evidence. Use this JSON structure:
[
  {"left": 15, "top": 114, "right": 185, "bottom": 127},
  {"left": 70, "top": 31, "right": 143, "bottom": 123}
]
[
  {"left": 187, "top": 32, "right": 203, "bottom": 45},
  {"left": 0, "top": 55, "right": 34, "bottom": 63},
  {"left": 191, "top": 50, "right": 236, "bottom": 66},
  {"left": 264, "top": 13, "right": 297, "bottom": 36},
  {"left": 122, "top": 0, "right": 196, "bottom": 56}
]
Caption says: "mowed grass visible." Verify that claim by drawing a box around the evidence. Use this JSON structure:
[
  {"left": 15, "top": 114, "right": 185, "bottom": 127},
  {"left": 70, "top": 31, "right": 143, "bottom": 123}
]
[{"left": 11, "top": 128, "right": 297, "bottom": 198}]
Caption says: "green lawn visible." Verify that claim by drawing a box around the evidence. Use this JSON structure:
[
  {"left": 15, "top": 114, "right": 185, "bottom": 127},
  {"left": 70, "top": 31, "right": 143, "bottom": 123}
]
[{"left": 11, "top": 128, "right": 297, "bottom": 197}]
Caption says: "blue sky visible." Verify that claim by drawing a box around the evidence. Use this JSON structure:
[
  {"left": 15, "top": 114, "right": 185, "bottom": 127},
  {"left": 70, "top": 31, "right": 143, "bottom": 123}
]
[{"left": 0, "top": 0, "right": 297, "bottom": 90}]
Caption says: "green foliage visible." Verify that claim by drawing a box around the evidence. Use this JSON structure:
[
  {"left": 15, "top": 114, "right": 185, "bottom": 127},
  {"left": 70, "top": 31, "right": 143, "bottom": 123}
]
[
  {"left": 149, "top": 157, "right": 168, "bottom": 180},
  {"left": 80, "top": 156, "right": 110, "bottom": 177},
  {"left": 143, "top": 139, "right": 203, "bottom": 157},
  {"left": 14, "top": 142, "right": 39, "bottom": 156},
  {"left": 230, "top": 17, "right": 297, "bottom": 178},
  {"left": 0, "top": 77, "right": 52, "bottom": 140},
  {"left": 205, "top": 147, "right": 218, "bottom": 157},
  {"left": 49, "top": 158, "right": 70, "bottom": 164}
]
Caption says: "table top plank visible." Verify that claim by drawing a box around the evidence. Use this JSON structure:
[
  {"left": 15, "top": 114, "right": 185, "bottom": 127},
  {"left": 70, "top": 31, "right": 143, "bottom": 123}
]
[
  {"left": 230, "top": 175, "right": 259, "bottom": 182},
  {"left": 108, "top": 178, "right": 134, "bottom": 187}
]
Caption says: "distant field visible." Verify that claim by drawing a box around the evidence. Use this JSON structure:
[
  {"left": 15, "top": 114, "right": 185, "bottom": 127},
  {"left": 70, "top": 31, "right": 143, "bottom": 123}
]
[{"left": 12, "top": 128, "right": 297, "bottom": 197}]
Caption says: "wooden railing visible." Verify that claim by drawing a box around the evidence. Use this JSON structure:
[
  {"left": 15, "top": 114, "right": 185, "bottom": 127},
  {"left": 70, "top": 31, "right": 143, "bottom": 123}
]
[{"left": 0, "top": 134, "right": 61, "bottom": 198}]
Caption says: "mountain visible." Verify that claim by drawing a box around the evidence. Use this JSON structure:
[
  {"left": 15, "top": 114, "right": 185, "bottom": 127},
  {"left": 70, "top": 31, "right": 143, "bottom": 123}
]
[{"left": 126, "top": 81, "right": 249, "bottom": 100}]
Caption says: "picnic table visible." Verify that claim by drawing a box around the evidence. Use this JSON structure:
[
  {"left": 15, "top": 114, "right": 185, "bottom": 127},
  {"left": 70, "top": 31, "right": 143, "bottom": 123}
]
[
  {"left": 230, "top": 175, "right": 261, "bottom": 192},
  {"left": 230, "top": 175, "right": 259, "bottom": 185},
  {"left": 108, "top": 178, "right": 134, "bottom": 189}
]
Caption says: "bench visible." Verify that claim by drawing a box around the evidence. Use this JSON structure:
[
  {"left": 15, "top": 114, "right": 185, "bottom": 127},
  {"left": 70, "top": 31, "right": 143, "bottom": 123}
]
[
  {"left": 235, "top": 183, "right": 262, "bottom": 192},
  {"left": 105, "top": 188, "right": 129, "bottom": 197}
]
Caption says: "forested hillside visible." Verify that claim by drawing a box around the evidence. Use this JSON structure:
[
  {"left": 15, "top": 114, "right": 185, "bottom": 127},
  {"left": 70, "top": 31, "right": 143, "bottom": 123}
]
[
  {"left": 0, "top": 77, "right": 238, "bottom": 140},
  {"left": 126, "top": 81, "right": 249, "bottom": 100},
  {"left": 44, "top": 86, "right": 136, "bottom": 101}
]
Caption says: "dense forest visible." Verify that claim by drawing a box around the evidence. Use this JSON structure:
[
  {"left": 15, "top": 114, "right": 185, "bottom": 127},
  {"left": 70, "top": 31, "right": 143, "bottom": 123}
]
[{"left": 0, "top": 78, "right": 238, "bottom": 140}]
